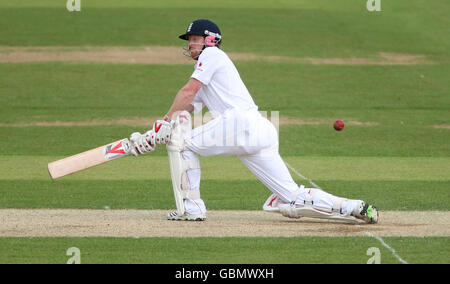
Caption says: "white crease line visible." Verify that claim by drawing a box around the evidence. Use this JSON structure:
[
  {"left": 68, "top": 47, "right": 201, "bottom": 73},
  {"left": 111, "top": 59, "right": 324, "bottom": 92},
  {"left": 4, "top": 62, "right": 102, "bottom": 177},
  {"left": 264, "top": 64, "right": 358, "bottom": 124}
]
[
  {"left": 284, "top": 161, "right": 409, "bottom": 264},
  {"left": 364, "top": 230, "right": 408, "bottom": 264},
  {"left": 285, "top": 162, "right": 321, "bottom": 189}
]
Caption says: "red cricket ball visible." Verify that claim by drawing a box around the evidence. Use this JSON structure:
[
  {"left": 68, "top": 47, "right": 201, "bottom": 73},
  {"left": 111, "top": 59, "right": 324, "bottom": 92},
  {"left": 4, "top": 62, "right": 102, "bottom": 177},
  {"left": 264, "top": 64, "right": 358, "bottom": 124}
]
[{"left": 334, "top": 120, "right": 345, "bottom": 131}]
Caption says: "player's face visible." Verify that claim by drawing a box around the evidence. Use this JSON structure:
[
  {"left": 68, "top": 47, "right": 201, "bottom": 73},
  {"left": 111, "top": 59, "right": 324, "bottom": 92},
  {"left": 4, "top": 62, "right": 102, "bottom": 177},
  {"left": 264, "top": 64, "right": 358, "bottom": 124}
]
[{"left": 188, "top": 35, "right": 205, "bottom": 59}]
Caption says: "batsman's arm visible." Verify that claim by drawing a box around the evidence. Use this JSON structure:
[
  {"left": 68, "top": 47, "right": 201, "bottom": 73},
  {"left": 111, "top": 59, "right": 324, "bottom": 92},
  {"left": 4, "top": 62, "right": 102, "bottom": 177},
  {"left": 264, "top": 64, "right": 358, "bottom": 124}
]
[
  {"left": 165, "top": 78, "right": 202, "bottom": 120},
  {"left": 184, "top": 104, "right": 194, "bottom": 114}
]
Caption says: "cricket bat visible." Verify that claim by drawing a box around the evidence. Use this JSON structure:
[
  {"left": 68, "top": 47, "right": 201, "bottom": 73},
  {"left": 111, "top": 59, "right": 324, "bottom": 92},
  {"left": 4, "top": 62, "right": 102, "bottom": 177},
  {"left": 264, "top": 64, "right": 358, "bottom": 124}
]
[{"left": 48, "top": 138, "right": 132, "bottom": 179}]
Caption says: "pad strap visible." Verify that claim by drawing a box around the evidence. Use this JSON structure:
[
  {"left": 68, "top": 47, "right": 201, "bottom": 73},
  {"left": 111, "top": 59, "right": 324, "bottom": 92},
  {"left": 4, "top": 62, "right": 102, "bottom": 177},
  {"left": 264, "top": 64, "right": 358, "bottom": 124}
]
[
  {"left": 332, "top": 199, "right": 345, "bottom": 214},
  {"left": 290, "top": 185, "right": 305, "bottom": 205},
  {"left": 184, "top": 190, "right": 201, "bottom": 200}
]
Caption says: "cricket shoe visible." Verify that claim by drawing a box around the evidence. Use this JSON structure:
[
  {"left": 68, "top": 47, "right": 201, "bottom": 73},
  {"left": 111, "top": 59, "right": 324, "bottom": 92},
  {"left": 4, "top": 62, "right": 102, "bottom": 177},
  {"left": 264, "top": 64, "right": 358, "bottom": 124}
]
[
  {"left": 167, "top": 211, "right": 206, "bottom": 221},
  {"left": 352, "top": 202, "right": 379, "bottom": 224}
]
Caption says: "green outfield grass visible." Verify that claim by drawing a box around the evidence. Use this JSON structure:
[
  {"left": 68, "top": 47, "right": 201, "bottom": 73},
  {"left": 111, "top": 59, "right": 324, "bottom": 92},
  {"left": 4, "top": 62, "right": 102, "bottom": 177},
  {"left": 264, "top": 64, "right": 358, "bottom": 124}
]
[
  {"left": 1, "top": 123, "right": 449, "bottom": 157},
  {"left": 0, "top": 0, "right": 448, "bottom": 61},
  {"left": 0, "top": 236, "right": 448, "bottom": 264},
  {"left": 1, "top": 63, "right": 449, "bottom": 125},
  {"left": 0, "top": 63, "right": 448, "bottom": 158},
  {"left": 2, "top": 156, "right": 450, "bottom": 181},
  {"left": 0, "top": 0, "right": 448, "bottom": 264},
  {"left": 0, "top": 155, "right": 449, "bottom": 210},
  {"left": 1, "top": 179, "right": 449, "bottom": 211}
]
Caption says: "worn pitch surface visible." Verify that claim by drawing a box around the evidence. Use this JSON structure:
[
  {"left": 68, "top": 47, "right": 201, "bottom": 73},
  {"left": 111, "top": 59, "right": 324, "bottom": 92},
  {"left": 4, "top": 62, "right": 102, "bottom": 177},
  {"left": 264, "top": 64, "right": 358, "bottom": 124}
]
[{"left": 1, "top": 209, "right": 448, "bottom": 237}]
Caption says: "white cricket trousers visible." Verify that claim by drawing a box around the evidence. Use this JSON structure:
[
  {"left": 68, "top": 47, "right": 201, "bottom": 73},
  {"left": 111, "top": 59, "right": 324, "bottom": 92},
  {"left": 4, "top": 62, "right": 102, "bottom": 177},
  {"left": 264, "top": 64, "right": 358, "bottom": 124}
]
[{"left": 180, "top": 108, "right": 357, "bottom": 215}]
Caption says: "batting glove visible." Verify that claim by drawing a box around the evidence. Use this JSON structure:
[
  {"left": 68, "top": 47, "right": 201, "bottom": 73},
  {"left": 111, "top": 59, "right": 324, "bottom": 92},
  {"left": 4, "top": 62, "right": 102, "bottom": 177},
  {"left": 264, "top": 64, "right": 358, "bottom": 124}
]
[
  {"left": 129, "top": 130, "right": 156, "bottom": 156},
  {"left": 153, "top": 119, "right": 174, "bottom": 144}
]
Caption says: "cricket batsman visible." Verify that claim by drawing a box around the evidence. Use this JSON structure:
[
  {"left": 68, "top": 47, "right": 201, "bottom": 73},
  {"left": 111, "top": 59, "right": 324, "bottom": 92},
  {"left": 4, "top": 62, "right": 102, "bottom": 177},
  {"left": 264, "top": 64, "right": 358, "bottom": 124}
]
[{"left": 128, "top": 19, "right": 379, "bottom": 223}]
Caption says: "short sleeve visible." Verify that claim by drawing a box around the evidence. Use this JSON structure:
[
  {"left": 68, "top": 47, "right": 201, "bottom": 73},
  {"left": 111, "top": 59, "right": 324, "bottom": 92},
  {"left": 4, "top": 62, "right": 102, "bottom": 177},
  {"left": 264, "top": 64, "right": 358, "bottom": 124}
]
[{"left": 190, "top": 48, "right": 221, "bottom": 85}]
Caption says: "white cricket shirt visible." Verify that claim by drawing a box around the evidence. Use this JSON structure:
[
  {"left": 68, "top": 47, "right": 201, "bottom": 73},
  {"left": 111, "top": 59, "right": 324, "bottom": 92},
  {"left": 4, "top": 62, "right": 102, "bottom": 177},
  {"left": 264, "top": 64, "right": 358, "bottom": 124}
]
[{"left": 190, "top": 47, "right": 258, "bottom": 116}]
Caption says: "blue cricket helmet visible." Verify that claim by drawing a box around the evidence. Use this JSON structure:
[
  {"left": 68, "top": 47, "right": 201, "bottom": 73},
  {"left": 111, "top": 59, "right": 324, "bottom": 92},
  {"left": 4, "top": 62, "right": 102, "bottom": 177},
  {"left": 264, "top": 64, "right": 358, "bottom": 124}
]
[{"left": 179, "top": 19, "right": 222, "bottom": 44}]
